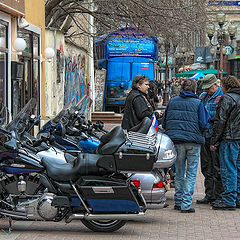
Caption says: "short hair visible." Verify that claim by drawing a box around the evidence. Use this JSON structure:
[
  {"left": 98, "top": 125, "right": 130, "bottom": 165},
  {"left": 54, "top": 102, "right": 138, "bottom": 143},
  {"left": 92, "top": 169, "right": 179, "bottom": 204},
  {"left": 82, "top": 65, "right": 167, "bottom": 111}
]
[
  {"left": 221, "top": 75, "right": 240, "bottom": 90},
  {"left": 132, "top": 75, "right": 149, "bottom": 90},
  {"left": 181, "top": 78, "right": 197, "bottom": 93}
]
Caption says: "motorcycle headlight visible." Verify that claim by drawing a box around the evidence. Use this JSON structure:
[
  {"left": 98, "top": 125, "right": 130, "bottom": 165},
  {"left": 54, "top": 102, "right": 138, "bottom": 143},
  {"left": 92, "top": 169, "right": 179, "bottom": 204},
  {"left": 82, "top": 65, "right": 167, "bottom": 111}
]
[{"left": 162, "top": 150, "right": 175, "bottom": 160}]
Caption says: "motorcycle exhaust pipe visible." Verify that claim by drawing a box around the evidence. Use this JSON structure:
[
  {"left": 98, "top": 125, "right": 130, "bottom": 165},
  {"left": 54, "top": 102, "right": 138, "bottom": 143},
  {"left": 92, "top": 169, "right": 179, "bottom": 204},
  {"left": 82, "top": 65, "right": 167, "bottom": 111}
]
[{"left": 66, "top": 212, "right": 145, "bottom": 223}]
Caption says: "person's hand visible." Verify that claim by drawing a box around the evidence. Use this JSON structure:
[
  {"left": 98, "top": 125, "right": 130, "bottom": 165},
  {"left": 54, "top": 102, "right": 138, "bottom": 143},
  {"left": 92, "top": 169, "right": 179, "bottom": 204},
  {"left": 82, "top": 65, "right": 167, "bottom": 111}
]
[{"left": 210, "top": 145, "right": 216, "bottom": 151}]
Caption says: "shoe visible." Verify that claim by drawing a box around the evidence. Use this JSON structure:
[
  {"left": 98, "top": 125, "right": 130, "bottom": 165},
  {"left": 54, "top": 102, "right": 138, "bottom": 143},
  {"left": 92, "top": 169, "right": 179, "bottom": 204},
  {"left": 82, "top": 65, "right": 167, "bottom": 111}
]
[
  {"left": 212, "top": 200, "right": 236, "bottom": 210},
  {"left": 174, "top": 205, "right": 181, "bottom": 210},
  {"left": 210, "top": 199, "right": 221, "bottom": 206},
  {"left": 181, "top": 208, "right": 195, "bottom": 213},
  {"left": 196, "top": 197, "right": 214, "bottom": 204},
  {"left": 236, "top": 203, "right": 240, "bottom": 209},
  {"left": 163, "top": 203, "right": 169, "bottom": 208}
]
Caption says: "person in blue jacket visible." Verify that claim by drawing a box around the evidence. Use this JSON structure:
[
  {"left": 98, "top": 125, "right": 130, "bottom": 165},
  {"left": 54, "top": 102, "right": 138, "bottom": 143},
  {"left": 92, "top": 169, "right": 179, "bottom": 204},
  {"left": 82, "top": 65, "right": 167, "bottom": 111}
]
[{"left": 162, "top": 78, "right": 210, "bottom": 213}]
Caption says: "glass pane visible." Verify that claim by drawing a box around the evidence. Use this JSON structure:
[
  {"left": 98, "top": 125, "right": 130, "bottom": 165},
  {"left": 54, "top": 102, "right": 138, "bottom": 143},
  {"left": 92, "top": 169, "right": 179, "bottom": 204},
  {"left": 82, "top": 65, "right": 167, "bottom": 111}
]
[
  {"left": 33, "top": 59, "right": 39, "bottom": 113},
  {"left": 24, "top": 59, "right": 31, "bottom": 104},
  {"left": 17, "top": 29, "right": 31, "bottom": 53},
  {"left": 33, "top": 35, "right": 39, "bottom": 57},
  {"left": 12, "top": 80, "right": 23, "bottom": 119},
  {"left": 0, "top": 23, "right": 7, "bottom": 48},
  {"left": 0, "top": 52, "right": 6, "bottom": 109}
]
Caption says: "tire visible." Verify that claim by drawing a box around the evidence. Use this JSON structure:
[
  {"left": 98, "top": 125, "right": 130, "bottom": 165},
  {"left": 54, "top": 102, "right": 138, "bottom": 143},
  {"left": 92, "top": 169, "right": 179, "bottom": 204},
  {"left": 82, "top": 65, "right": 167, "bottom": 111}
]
[{"left": 81, "top": 219, "right": 126, "bottom": 232}]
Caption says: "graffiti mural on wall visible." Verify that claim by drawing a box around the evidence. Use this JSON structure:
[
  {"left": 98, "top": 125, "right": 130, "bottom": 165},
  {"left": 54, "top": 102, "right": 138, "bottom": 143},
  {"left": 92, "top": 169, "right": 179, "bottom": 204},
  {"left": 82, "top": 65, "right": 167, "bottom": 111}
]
[{"left": 64, "top": 54, "right": 89, "bottom": 105}]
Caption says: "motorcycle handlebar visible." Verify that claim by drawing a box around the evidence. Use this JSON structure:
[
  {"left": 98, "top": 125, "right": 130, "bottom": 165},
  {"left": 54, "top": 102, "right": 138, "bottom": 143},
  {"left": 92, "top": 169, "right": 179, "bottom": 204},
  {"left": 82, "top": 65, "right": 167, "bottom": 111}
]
[{"left": 21, "top": 141, "right": 37, "bottom": 152}]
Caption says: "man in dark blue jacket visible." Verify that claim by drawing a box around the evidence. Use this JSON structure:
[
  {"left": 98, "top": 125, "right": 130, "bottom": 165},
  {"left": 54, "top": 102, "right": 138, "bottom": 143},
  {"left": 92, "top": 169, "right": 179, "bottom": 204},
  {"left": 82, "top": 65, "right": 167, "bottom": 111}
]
[{"left": 162, "top": 79, "right": 210, "bottom": 213}]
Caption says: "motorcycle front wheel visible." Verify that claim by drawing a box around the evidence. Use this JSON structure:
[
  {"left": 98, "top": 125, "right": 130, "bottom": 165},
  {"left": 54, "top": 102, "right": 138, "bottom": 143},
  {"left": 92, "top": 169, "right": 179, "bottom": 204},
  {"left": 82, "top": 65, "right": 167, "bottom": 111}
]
[{"left": 81, "top": 219, "right": 126, "bottom": 232}]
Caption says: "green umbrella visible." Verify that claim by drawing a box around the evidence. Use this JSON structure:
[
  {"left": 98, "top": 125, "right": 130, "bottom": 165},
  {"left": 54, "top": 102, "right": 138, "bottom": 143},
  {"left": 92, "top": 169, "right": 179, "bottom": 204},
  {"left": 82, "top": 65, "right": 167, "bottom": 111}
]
[{"left": 176, "top": 69, "right": 228, "bottom": 78}]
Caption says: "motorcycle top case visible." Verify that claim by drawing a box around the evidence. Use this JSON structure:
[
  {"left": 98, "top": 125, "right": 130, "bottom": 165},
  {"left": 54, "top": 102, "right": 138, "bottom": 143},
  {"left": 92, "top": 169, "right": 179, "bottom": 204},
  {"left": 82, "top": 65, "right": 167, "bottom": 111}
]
[
  {"left": 78, "top": 176, "right": 141, "bottom": 213},
  {"left": 114, "top": 131, "right": 157, "bottom": 172}
]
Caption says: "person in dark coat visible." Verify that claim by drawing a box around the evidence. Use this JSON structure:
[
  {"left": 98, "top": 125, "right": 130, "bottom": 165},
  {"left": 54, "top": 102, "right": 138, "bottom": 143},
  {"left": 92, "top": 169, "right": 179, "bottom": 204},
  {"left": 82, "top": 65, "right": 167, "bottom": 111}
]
[
  {"left": 196, "top": 74, "right": 224, "bottom": 205},
  {"left": 210, "top": 76, "right": 240, "bottom": 210},
  {"left": 162, "top": 78, "right": 210, "bottom": 213},
  {"left": 148, "top": 81, "right": 159, "bottom": 110},
  {"left": 122, "top": 75, "right": 153, "bottom": 130}
]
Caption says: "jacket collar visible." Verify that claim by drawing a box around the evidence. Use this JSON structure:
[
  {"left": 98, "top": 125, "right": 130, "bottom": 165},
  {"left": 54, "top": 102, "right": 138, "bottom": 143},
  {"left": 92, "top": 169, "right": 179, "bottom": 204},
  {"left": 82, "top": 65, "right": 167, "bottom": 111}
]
[
  {"left": 179, "top": 91, "right": 199, "bottom": 99},
  {"left": 207, "top": 86, "right": 223, "bottom": 100}
]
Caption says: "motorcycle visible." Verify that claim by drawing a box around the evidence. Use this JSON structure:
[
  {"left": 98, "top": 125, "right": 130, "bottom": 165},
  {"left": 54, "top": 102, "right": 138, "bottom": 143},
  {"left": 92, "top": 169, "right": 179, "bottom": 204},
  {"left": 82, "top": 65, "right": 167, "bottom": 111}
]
[
  {"left": 37, "top": 96, "right": 177, "bottom": 202},
  {"left": 0, "top": 99, "right": 168, "bottom": 233}
]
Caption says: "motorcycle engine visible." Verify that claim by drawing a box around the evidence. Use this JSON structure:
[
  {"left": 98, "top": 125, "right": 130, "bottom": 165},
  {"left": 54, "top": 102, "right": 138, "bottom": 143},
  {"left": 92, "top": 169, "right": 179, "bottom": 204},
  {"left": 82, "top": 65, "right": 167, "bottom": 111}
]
[
  {"left": 16, "top": 193, "right": 59, "bottom": 220},
  {"left": 37, "top": 193, "right": 59, "bottom": 220},
  {"left": 0, "top": 174, "right": 60, "bottom": 221}
]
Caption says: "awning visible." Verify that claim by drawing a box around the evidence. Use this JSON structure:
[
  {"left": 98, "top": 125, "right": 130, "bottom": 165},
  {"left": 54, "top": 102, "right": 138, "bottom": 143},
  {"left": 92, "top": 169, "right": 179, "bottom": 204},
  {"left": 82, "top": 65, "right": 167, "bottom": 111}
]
[
  {"left": 190, "top": 72, "right": 205, "bottom": 80},
  {"left": 176, "top": 69, "right": 228, "bottom": 78}
]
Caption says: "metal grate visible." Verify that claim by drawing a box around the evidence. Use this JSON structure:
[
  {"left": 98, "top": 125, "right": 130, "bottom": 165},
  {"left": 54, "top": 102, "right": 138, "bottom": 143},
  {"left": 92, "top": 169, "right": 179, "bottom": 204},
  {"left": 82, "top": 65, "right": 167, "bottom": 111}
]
[{"left": 126, "top": 131, "right": 157, "bottom": 151}]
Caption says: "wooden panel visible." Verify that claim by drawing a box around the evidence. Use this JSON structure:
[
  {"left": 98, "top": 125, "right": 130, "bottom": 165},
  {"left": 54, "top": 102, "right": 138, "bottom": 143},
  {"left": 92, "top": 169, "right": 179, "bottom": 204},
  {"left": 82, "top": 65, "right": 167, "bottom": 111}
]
[{"left": 0, "top": 0, "right": 25, "bottom": 16}]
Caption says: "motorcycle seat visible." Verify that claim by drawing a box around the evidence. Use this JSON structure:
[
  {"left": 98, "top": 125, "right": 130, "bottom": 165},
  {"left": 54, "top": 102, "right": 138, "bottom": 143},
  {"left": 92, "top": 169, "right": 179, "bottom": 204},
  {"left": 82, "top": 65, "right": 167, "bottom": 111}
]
[
  {"left": 129, "top": 117, "right": 151, "bottom": 134},
  {"left": 97, "top": 126, "right": 126, "bottom": 155},
  {"left": 42, "top": 153, "right": 107, "bottom": 182}
]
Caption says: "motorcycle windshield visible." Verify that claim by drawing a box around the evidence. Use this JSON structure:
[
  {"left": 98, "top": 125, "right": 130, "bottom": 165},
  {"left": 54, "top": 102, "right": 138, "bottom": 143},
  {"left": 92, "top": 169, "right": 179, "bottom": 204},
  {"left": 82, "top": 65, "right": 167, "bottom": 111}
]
[
  {"left": 51, "top": 98, "right": 75, "bottom": 124},
  {"left": 0, "top": 106, "right": 8, "bottom": 126},
  {"left": 5, "top": 98, "right": 37, "bottom": 133},
  {"left": 71, "top": 95, "right": 89, "bottom": 114},
  {"left": 39, "top": 95, "right": 90, "bottom": 134}
]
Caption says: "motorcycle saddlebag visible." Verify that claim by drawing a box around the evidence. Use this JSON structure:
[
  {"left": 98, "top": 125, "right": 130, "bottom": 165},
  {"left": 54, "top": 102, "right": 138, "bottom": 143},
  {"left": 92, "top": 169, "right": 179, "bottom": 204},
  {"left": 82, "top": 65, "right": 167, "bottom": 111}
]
[{"left": 79, "top": 176, "right": 141, "bottom": 213}]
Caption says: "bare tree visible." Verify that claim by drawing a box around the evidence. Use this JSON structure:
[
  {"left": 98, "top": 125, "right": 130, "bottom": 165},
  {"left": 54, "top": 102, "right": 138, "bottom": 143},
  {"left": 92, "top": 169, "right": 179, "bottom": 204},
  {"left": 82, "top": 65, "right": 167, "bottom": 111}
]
[{"left": 45, "top": 0, "right": 208, "bottom": 49}]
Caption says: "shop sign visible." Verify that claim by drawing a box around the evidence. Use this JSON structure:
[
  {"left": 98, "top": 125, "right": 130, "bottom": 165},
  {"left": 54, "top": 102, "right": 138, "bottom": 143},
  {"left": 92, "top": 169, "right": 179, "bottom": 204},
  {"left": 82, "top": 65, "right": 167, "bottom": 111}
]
[
  {"left": 0, "top": 0, "right": 25, "bottom": 16},
  {"left": 225, "top": 45, "right": 233, "bottom": 55}
]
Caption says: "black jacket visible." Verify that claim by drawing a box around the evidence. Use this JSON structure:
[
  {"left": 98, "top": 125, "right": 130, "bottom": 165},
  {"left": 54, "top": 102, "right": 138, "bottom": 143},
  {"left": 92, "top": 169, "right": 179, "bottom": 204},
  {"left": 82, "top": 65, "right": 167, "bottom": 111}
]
[
  {"left": 122, "top": 89, "right": 153, "bottom": 130},
  {"left": 211, "top": 88, "right": 240, "bottom": 145}
]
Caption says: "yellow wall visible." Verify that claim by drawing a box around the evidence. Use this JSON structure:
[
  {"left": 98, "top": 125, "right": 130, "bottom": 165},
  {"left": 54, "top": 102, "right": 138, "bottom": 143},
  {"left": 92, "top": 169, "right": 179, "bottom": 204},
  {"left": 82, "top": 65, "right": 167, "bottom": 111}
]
[{"left": 25, "top": 0, "right": 46, "bottom": 118}]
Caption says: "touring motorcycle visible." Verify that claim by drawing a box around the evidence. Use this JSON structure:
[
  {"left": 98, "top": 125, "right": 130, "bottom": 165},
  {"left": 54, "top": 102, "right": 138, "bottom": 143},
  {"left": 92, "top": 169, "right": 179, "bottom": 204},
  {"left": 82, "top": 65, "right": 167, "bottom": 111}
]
[{"left": 0, "top": 98, "right": 175, "bottom": 233}]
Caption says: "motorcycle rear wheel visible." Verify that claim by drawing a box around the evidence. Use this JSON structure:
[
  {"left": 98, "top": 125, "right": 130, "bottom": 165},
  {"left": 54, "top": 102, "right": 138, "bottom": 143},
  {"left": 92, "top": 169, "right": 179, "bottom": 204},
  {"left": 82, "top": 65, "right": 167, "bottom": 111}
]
[{"left": 81, "top": 219, "right": 126, "bottom": 232}]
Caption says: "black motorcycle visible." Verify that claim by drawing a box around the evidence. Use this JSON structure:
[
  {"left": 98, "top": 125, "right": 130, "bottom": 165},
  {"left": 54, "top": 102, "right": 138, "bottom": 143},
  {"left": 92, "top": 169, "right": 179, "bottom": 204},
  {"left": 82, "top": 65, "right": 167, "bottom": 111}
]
[{"left": 0, "top": 100, "right": 159, "bottom": 233}]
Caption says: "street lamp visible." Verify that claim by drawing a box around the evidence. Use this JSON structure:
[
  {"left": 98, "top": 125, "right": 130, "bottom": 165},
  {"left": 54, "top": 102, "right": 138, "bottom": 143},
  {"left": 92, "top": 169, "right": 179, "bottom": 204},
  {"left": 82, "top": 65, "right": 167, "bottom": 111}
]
[
  {"left": 206, "top": 12, "right": 237, "bottom": 80},
  {"left": 177, "top": 47, "right": 189, "bottom": 78},
  {"left": 159, "top": 39, "right": 177, "bottom": 106},
  {"left": 210, "top": 46, "right": 227, "bottom": 79}
]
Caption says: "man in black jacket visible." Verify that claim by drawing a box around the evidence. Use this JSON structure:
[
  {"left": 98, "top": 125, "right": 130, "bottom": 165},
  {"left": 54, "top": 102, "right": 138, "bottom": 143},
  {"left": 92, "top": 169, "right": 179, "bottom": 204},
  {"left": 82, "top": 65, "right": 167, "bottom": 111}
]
[
  {"left": 122, "top": 75, "right": 153, "bottom": 130},
  {"left": 210, "top": 76, "right": 240, "bottom": 210}
]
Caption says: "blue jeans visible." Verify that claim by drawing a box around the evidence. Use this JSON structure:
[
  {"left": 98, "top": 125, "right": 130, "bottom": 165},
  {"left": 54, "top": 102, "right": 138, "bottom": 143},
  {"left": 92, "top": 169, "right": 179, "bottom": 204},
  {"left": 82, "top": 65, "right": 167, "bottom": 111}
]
[
  {"left": 174, "top": 143, "right": 201, "bottom": 210},
  {"left": 219, "top": 140, "right": 240, "bottom": 206}
]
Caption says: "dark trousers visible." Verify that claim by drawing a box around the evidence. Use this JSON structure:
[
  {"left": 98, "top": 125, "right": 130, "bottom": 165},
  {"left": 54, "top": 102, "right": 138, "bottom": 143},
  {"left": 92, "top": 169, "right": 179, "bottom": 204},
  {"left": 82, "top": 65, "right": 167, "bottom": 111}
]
[{"left": 200, "top": 138, "right": 223, "bottom": 200}]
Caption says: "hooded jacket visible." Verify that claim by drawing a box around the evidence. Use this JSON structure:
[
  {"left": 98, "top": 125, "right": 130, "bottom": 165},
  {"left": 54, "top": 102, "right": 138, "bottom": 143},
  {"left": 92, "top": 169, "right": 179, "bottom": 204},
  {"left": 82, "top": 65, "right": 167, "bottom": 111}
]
[
  {"left": 122, "top": 89, "right": 153, "bottom": 130},
  {"left": 162, "top": 91, "right": 210, "bottom": 144},
  {"left": 211, "top": 88, "right": 240, "bottom": 145}
]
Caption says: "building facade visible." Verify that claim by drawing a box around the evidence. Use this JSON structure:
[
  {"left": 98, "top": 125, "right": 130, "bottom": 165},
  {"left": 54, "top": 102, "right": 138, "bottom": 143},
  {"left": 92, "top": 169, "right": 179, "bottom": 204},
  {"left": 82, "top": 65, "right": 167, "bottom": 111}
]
[
  {"left": 0, "top": 0, "right": 46, "bottom": 121},
  {"left": 207, "top": 0, "right": 240, "bottom": 78}
]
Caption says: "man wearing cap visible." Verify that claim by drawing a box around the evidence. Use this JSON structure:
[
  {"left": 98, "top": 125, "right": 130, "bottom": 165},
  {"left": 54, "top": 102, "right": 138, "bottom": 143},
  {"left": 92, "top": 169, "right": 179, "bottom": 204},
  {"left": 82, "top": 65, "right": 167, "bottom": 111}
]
[{"left": 197, "top": 74, "right": 224, "bottom": 205}]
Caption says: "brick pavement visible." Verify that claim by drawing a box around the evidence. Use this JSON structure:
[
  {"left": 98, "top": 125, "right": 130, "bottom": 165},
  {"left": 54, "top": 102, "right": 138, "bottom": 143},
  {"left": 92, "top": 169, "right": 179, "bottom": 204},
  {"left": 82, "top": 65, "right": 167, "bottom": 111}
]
[
  {"left": 1, "top": 166, "right": 240, "bottom": 240},
  {"left": 1, "top": 124, "right": 240, "bottom": 239}
]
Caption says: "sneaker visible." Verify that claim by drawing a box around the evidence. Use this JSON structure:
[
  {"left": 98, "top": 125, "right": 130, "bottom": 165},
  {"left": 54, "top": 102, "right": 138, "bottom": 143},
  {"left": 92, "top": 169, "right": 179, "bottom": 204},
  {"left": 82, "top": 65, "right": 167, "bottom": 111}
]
[
  {"left": 196, "top": 197, "right": 214, "bottom": 204},
  {"left": 212, "top": 200, "right": 236, "bottom": 210},
  {"left": 174, "top": 205, "right": 181, "bottom": 210},
  {"left": 210, "top": 199, "right": 221, "bottom": 206},
  {"left": 181, "top": 208, "right": 195, "bottom": 213}
]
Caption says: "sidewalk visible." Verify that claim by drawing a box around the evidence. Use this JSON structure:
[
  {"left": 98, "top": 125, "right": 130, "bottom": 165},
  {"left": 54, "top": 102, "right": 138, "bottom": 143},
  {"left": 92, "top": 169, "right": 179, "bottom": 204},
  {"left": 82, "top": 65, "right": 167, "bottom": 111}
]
[
  {"left": 1, "top": 166, "right": 240, "bottom": 240},
  {"left": 1, "top": 123, "right": 240, "bottom": 240}
]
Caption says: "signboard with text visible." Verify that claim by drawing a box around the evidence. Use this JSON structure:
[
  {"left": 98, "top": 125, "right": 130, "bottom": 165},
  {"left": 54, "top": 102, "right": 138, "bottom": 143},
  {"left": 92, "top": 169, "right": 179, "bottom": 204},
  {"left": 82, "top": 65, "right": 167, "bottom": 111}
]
[
  {"left": 0, "top": 0, "right": 25, "bottom": 16},
  {"left": 208, "top": 1, "right": 240, "bottom": 6}
]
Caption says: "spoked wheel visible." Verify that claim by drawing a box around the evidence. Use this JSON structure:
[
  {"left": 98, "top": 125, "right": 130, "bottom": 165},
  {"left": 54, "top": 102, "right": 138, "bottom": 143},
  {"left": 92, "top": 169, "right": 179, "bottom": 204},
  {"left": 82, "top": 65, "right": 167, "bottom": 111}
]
[{"left": 81, "top": 219, "right": 126, "bottom": 232}]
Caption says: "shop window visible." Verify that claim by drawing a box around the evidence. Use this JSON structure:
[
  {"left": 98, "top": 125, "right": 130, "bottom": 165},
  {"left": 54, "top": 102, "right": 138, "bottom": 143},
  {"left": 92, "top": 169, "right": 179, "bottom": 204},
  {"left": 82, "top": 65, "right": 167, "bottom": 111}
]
[
  {"left": 0, "top": 20, "right": 8, "bottom": 112},
  {"left": 12, "top": 29, "right": 40, "bottom": 118}
]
